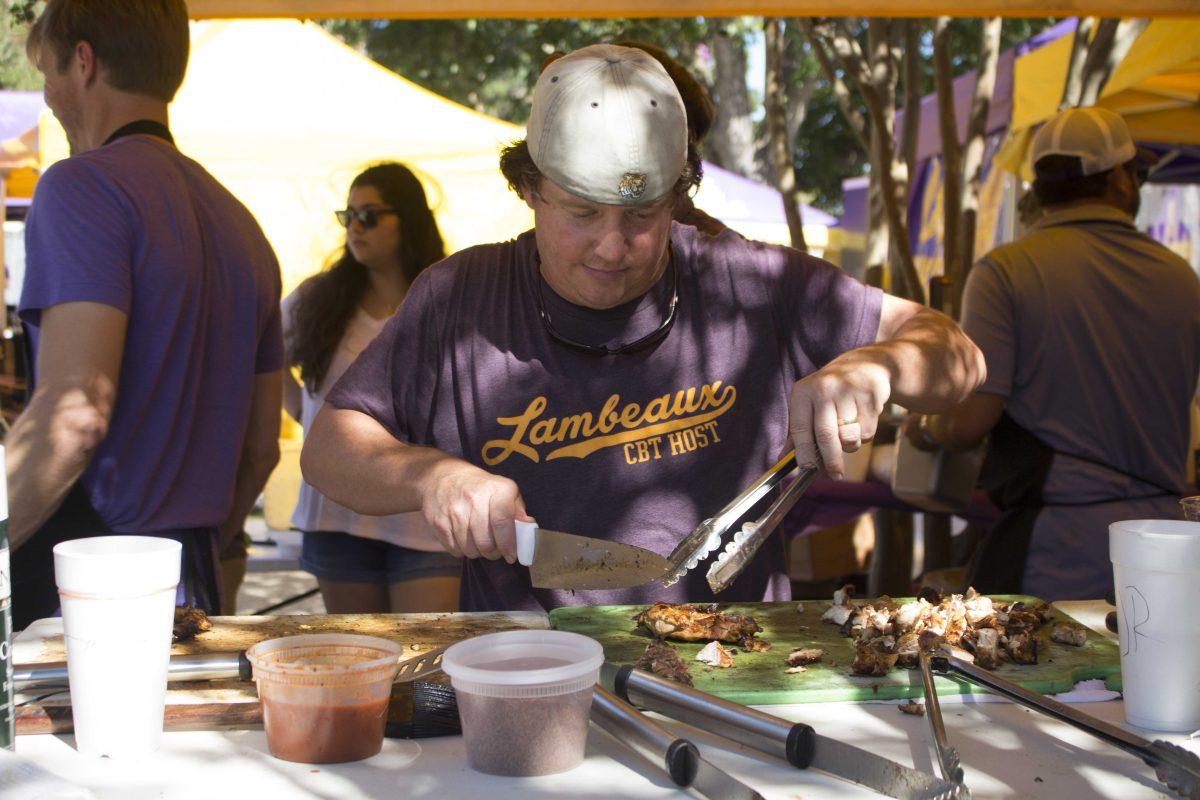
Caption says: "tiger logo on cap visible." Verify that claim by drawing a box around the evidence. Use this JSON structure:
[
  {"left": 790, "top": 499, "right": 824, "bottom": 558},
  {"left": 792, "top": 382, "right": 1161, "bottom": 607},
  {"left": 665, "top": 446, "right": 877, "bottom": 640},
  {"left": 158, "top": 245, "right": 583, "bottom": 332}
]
[{"left": 618, "top": 172, "right": 647, "bottom": 200}]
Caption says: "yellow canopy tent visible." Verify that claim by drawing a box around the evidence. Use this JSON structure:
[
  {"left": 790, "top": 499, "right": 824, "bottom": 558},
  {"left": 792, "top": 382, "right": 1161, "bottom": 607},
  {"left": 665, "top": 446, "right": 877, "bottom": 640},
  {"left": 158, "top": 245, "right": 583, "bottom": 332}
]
[
  {"left": 1000, "top": 19, "right": 1200, "bottom": 179},
  {"left": 38, "top": 18, "right": 533, "bottom": 292}
]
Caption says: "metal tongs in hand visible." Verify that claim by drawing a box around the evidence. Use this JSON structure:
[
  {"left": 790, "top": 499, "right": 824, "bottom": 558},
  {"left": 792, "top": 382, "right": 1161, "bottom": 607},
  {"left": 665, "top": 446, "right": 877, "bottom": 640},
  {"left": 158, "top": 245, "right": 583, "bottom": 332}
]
[
  {"left": 932, "top": 644, "right": 1200, "bottom": 799},
  {"left": 917, "top": 648, "right": 971, "bottom": 798},
  {"left": 662, "top": 450, "right": 819, "bottom": 592}
]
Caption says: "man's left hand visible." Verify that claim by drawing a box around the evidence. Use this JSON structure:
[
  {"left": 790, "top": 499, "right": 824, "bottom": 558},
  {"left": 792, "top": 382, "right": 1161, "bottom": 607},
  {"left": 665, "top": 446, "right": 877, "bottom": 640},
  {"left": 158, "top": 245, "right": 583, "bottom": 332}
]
[{"left": 788, "top": 349, "right": 890, "bottom": 479}]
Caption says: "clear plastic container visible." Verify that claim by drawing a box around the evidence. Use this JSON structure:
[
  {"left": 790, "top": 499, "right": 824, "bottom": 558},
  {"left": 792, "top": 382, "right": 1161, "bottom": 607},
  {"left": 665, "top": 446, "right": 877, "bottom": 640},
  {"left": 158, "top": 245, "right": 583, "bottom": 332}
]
[
  {"left": 442, "top": 630, "right": 603, "bottom": 776},
  {"left": 246, "top": 633, "right": 402, "bottom": 763}
]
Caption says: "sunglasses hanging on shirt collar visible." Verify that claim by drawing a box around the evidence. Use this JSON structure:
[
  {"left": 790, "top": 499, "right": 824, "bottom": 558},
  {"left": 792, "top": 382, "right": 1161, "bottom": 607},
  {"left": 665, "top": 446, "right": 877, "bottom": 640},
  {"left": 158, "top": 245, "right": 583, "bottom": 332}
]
[
  {"left": 533, "top": 251, "right": 679, "bottom": 357},
  {"left": 335, "top": 207, "right": 400, "bottom": 229}
]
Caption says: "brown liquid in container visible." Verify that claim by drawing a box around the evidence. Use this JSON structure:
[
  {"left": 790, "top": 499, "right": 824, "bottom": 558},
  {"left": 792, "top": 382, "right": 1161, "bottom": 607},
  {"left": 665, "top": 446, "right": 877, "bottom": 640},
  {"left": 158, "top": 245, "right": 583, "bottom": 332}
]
[{"left": 261, "top": 696, "right": 389, "bottom": 764}]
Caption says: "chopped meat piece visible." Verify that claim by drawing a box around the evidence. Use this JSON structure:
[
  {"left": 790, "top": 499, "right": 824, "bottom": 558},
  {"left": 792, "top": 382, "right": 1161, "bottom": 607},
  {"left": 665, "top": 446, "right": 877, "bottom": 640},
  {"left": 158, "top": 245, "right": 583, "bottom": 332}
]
[
  {"left": 965, "top": 627, "right": 1004, "bottom": 670},
  {"left": 832, "top": 584, "right": 855, "bottom": 607},
  {"left": 898, "top": 700, "right": 926, "bottom": 716},
  {"left": 894, "top": 632, "right": 921, "bottom": 669},
  {"left": 786, "top": 648, "right": 825, "bottom": 667},
  {"left": 1005, "top": 631, "right": 1039, "bottom": 664},
  {"left": 851, "top": 637, "right": 899, "bottom": 676},
  {"left": 740, "top": 638, "right": 771, "bottom": 652},
  {"left": 1051, "top": 621, "right": 1087, "bottom": 647},
  {"left": 172, "top": 606, "right": 212, "bottom": 643},
  {"left": 821, "top": 604, "right": 853, "bottom": 626},
  {"left": 1002, "top": 610, "right": 1042, "bottom": 635},
  {"left": 695, "top": 641, "right": 734, "bottom": 668},
  {"left": 636, "top": 603, "right": 763, "bottom": 647},
  {"left": 634, "top": 640, "right": 693, "bottom": 686},
  {"left": 918, "top": 630, "right": 945, "bottom": 652},
  {"left": 794, "top": 602, "right": 804, "bottom": 614},
  {"left": 917, "top": 586, "right": 942, "bottom": 605},
  {"left": 785, "top": 665, "right": 807, "bottom": 674}
]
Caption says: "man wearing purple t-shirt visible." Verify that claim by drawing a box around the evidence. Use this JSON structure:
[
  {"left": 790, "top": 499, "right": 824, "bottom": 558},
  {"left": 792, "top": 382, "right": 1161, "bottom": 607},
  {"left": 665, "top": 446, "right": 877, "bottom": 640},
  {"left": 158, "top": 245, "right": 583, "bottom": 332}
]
[
  {"left": 7, "top": 1, "right": 283, "bottom": 628},
  {"left": 303, "top": 45, "right": 985, "bottom": 613}
]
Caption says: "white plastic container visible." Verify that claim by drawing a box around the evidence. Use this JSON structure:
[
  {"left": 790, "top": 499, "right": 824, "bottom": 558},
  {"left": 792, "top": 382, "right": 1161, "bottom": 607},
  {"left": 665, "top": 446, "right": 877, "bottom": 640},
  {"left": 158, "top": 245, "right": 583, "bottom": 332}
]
[
  {"left": 53, "top": 536, "right": 181, "bottom": 757},
  {"left": 1109, "top": 519, "right": 1200, "bottom": 731},
  {"left": 442, "top": 630, "right": 603, "bottom": 776}
]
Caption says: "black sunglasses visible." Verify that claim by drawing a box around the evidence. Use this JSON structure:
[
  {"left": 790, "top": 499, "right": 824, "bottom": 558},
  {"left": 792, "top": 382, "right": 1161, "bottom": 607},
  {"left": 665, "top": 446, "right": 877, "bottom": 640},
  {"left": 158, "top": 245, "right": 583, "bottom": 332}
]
[
  {"left": 335, "top": 207, "right": 399, "bottom": 229},
  {"left": 533, "top": 254, "right": 679, "bottom": 357}
]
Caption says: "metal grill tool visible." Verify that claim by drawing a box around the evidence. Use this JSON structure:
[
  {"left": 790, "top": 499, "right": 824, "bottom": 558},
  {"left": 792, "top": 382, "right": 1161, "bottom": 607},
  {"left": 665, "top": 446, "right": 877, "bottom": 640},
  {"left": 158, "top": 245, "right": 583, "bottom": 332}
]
[
  {"left": 932, "top": 646, "right": 1200, "bottom": 800},
  {"left": 917, "top": 649, "right": 970, "bottom": 797},
  {"left": 663, "top": 451, "right": 817, "bottom": 590},
  {"left": 604, "top": 663, "right": 964, "bottom": 800}
]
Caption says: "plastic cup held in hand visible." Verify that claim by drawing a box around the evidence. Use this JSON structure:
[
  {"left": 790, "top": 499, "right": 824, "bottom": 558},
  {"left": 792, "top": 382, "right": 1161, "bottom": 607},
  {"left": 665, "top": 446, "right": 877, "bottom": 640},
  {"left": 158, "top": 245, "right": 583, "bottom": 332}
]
[
  {"left": 1110, "top": 519, "right": 1200, "bottom": 731},
  {"left": 53, "top": 536, "right": 181, "bottom": 757}
]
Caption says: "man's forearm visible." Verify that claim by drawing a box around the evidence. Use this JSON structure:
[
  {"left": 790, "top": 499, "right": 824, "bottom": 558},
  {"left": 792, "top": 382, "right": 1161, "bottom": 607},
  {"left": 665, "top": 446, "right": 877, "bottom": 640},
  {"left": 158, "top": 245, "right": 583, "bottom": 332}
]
[
  {"left": 302, "top": 406, "right": 464, "bottom": 517},
  {"left": 871, "top": 309, "right": 986, "bottom": 413},
  {"left": 218, "top": 440, "right": 280, "bottom": 553},
  {"left": 6, "top": 390, "right": 108, "bottom": 550}
]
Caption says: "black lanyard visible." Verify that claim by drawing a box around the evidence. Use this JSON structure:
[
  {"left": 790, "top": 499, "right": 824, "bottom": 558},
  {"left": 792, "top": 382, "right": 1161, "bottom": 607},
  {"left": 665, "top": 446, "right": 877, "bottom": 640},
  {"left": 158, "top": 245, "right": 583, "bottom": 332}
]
[{"left": 102, "top": 119, "right": 174, "bottom": 147}]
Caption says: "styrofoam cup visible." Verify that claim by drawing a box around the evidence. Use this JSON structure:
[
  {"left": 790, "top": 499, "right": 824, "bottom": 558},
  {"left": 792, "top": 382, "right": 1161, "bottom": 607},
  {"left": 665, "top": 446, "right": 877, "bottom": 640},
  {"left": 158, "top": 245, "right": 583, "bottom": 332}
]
[
  {"left": 1109, "top": 519, "right": 1200, "bottom": 731},
  {"left": 53, "top": 536, "right": 181, "bottom": 757}
]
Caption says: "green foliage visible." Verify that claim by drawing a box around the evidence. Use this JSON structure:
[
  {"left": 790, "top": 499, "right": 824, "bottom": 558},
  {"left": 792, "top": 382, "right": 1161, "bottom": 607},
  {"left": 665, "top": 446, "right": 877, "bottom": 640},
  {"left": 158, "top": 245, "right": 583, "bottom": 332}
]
[
  {"left": 0, "top": 2, "right": 40, "bottom": 90},
  {"left": 322, "top": 18, "right": 710, "bottom": 124}
]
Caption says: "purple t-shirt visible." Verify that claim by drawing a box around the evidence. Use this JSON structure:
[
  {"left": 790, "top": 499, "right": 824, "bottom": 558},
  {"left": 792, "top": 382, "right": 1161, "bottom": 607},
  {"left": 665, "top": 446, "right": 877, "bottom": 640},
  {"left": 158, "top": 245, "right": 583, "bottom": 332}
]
[
  {"left": 20, "top": 135, "right": 283, "bottom": 532},
  {"left": 327, "top": 223, "right": 881, "bottom": 612}
]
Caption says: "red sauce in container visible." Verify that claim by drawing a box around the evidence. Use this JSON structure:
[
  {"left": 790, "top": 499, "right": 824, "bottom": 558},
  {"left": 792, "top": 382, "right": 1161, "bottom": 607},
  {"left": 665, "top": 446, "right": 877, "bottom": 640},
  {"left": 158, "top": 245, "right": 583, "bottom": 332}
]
[{"left": 260, "top": 695, "right": 390, "bottom": 764}]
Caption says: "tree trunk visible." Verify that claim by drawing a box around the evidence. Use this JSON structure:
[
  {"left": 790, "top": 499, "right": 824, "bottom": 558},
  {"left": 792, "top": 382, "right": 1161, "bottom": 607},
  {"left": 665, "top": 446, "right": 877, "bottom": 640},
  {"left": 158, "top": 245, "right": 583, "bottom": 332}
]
[
  {"left": 955, "top": 17, "right": 1003, "bottom": 315},
  {"left": 901, "top": 20, "right": 923, "bottom": 206},
  {"left": 1060, "top": 17, "right": 1096, "bottom": 110},
  {"left": 710, "top": 28, "right": 759, "bottom": 180},
  {"left": 933, "top": 17, "right": 963, "bottom": 304},
  {"left": 1078, "top": 19, "right": 1149, "bottom": 106},
  {"left": 764, "top": 17, "right": 807, "bottom": 251}
]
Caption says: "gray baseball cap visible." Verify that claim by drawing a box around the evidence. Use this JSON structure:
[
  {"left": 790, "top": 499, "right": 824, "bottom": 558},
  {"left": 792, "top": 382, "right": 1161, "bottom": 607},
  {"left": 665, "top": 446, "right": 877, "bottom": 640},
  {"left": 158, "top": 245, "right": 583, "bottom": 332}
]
[{"left": 526, "top": 44, "right": 687, "bottom": 206}]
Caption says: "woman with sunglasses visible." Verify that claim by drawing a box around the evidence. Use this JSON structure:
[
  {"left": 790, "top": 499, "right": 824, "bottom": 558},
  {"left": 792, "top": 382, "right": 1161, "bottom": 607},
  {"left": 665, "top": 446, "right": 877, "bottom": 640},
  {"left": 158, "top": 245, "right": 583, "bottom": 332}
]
[{"left": 282, "top": 162, "right": 459, "bottom": 613}]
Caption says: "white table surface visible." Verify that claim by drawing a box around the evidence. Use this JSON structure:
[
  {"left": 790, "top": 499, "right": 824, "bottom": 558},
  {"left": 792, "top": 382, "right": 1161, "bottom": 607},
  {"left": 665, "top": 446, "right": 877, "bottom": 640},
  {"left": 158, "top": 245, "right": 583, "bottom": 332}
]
[{"left": 9, "top": 601, "right": 1199, "bottom": 799}]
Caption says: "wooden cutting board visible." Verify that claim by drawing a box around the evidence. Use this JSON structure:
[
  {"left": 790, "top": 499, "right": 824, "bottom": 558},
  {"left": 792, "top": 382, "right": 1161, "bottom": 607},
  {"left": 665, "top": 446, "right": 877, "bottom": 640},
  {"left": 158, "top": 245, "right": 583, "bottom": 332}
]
[
  {"left": 550, "top": 597, "right": 1121, "bottom": 705},
  {"left": 14, "top": 611, "right": 548, "bottom": 733}
]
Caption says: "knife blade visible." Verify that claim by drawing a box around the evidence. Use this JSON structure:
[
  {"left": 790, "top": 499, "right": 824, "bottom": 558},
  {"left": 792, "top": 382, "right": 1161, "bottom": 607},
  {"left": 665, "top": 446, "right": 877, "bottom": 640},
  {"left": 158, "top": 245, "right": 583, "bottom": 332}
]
[{"left": 515, "top": 521, "right": 672, "bottom": 590}]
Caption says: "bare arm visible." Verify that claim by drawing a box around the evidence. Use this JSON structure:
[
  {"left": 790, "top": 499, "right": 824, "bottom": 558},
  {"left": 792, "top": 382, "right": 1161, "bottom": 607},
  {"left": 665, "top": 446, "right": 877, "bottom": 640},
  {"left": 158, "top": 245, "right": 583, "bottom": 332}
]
[
  {"left": 218, "top": 370, "right": 283, "bottom": 553},
  {"left": 302, "top": 404, "right": 525, "bottom": 562},
  {"left": 789, "top": 293, "right": 986, "bottom": 478},
  {"left": 282, "top": 369, "right": 303, "bottom": 423},
  {"left": 905, "top": 391, "right": 1006, "bottom": 453},
  {"left": 6, "top": 303, "right": 127, "bottom": 550}
]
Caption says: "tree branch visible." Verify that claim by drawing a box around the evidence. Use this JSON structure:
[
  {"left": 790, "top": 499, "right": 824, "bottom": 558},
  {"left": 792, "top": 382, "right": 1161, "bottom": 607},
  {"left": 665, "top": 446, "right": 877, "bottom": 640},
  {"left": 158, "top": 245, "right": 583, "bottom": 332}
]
[
  {"left": 800, "top": 19, "right": 870, "bottom": 152},
  {"left": 765, "top": 17, "right": 807, "bottom": 250},
  {"left": 1060, "top": 17, "right": 1095, "bottom": 110}
]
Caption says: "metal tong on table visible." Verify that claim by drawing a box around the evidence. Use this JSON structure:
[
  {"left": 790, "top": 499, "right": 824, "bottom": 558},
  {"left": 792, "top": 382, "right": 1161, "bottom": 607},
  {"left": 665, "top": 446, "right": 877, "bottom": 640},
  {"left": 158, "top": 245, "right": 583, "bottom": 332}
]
[
  {"left": 662, "top": 450, "right": 819, "bottom": 593},
  {"left": 929, "top": 644, "right": 1200, "bottom": 800},
  {"left": 603, "top": 662, "right": 964, "bottom": 800}
]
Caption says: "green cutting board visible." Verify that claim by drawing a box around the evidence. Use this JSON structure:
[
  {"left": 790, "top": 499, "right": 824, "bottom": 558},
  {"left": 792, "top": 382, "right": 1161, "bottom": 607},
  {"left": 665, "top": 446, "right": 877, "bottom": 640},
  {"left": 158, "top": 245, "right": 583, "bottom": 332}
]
[{"left": 550, "top": 597, "right": 1121, "bottom": 705}]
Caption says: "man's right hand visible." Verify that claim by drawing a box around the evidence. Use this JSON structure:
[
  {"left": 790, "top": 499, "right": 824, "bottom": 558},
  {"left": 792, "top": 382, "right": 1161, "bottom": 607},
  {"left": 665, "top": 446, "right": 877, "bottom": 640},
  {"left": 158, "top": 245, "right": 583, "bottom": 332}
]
[{"left": 419, "top": 458, "right": 528, "bottom": 563}]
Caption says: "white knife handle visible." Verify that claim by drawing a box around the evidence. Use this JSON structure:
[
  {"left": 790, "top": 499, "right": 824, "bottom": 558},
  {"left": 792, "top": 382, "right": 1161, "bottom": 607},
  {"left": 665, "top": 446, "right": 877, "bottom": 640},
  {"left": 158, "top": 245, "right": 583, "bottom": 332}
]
[{"left": 515, "top": 520, "right": 537, "bottom": 566}]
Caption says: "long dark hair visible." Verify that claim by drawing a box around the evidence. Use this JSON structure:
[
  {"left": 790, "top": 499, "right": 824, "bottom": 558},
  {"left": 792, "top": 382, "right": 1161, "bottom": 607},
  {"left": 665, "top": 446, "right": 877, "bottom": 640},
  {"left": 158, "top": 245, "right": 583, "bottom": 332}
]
[{"left": 288, "top": 162, "right": 446, "bottom": 392}]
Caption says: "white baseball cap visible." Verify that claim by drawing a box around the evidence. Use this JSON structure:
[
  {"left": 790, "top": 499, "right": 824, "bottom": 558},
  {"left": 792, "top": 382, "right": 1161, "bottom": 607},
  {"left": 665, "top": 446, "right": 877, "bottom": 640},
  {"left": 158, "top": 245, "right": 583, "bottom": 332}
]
[
  {"left": 1030, "top": 107, "right": 1139, "bottom": 181},
  {"left": 526, "top": 44, "right": 688, "bottom": 206}
]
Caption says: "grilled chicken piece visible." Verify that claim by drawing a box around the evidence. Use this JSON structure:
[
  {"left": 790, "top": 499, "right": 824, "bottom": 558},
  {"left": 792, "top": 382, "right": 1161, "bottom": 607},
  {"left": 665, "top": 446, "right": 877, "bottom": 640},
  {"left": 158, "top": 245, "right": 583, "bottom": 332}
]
[
  {"left": 636, "top": 602, "right": 763, "bottom": 647},
  {"left": 635, "top": 640, "right": 694, "bottom": 685},
  {"left": 695, "top": 641, "right": 735, "bottom": 668},
  {"left": 1005, "top": 631, "right": 1039, "bottom": 664},
  {"left": 851, "top": 636, "right": 899, "bottom": 676},
  {"left": 965, "top": 627, "right": 1004, "bottom": 669},
  {"left": 172, "top": 606, "right": 212, "bottom": 643},
  {"left": 894, "top": 631, "right": 921, "bottom": 668},
  {"left": 1051, "top": 621, "right": 1087, "bottom": 647},
  {"left": 786, "top": 647, "right": 825, "bottom": 667}
]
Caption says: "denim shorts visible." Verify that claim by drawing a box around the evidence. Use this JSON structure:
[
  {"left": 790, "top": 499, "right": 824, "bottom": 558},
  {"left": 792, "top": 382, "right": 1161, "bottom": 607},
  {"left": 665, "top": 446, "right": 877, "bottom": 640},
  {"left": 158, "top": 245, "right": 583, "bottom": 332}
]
[{"left": 300, "top": 530, "right": 461, "bottom": 584}]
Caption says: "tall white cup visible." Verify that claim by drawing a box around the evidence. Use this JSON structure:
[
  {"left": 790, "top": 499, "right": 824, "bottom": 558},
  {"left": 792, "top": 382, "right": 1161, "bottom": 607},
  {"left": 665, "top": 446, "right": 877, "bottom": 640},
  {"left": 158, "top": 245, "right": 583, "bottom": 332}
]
[
  {"left": 53, "top": 536, "right": 181, "bottom": 757},
  {"left": 1109, "top": 519, "right": 1200, "bottom": 731}
]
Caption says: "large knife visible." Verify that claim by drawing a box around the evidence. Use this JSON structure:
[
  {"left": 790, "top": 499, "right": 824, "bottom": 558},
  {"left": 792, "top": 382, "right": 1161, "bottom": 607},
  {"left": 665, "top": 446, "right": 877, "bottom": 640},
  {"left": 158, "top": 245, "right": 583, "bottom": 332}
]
[
  {"left": 515, "top": 520, "right": 672, "bottom": 590},
  {"left": 604, "top": 663, "right": 964, "bottom": 800}
]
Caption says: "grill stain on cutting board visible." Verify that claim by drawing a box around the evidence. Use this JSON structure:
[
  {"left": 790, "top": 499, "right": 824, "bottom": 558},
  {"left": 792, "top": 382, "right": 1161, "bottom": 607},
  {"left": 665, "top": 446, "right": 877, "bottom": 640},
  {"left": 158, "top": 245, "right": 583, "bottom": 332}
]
[{"left": 550, "top": 597, "right": 1121, "bottom": 705}]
